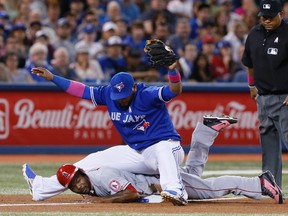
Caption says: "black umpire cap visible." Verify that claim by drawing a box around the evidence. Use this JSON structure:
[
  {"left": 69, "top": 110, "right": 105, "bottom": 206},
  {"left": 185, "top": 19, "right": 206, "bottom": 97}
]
[{"left": 258, "top": 0, "right": 283, "bottom": 18}]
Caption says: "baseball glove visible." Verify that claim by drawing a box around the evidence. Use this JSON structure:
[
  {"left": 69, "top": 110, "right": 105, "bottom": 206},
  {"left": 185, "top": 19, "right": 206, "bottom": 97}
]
[{"left": 144, "top": 39, "right": 178, "bottom": 67}]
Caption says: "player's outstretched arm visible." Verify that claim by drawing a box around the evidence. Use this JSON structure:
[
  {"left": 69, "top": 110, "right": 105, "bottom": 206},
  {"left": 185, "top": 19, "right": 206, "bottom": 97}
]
[
  {"left": 31, "top": 67, "right": 54, "bottom": 80},
  {"left": 31, "top": 67, "right": 91, "bottom": 100},
  {"left": 83, "top": 189, "right": 140, "bottom": 203}
]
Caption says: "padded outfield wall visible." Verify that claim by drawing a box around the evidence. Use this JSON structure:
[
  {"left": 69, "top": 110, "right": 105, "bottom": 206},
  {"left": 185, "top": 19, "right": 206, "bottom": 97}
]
[{"left": 0, "top": 82, "right": 274, "bottom": 154}]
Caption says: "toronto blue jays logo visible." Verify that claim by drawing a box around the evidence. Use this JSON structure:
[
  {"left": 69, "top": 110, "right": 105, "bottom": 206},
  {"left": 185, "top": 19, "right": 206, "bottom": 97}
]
[
  {"left": 114, "top": 82, "right": 125, "bottom": 92},
  {"left": 133, "top": 119, "right": 150, "bottom": 133}
]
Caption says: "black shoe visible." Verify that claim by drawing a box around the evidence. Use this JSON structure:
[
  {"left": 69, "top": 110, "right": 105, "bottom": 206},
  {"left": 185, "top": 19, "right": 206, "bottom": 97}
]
[
  {"left": 259, "top": 170, "right": 284, "bottom": 204},
  {"left": 203, "top": 115, "right": 238, "bottom": 131}
]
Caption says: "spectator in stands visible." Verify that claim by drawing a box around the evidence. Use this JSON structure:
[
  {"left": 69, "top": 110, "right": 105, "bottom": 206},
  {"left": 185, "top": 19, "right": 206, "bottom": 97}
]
[
  {"left": 223, "top": 20, "right": 248, "bottom": 63},
  {"left": 5, "top": 35, "right": 26, "bottom": 68},
  {"left": 151, "top": 11, "right": 171, "bottom": 42},
  {"left": 51, "top": 47, "right": 79, "bottom": 81},
  {"left": 68, "top": 0, "right": 86, "bottom": 27},
  {"left": 200, "top": 34, "right": 216, "bottom": 65},
  {"left": 53, "top": 18, "right": 76, "bottom": 63},
  {"left": 141, "top": 0, "right": 176, "bottom": 37},
  {"left": 118, "top": 0, "right": 141, "bottom": 25},
  {"left": 85, "top": 0, "right": 105, "bottom": 18},
  {"left": 98, "top": 35, "right": 126, "bottom": 80},
  {"left": 211, "top": 40, "right": 234, "bottom": 82},
  {"left": 10, "top": 23, "right": 29, "bottom": 55},
  {"left": 98, "top": 21, "right": 118, "bottom": 47},
  {"left": 42, "top": 1, "right": 61, "bottom": 30},
  {"left": 214, "top": 10, "right": 229, "bottom": 38},
  {"left": 123, "top": 48, "right": 159, "bottom": 82},
  {"left": 26, "top": 20, "right": 42, "bottom": 45},
  {"left": 167, "top": 17, "right": 192, "bottom": 57},
  {"left": 0, "top": 34, "right": 5, "bottom": 59},
  {"left": 134, "top": 0, "right": 147, "bottom": 13},
  {"left": 231, "top": 44, "right": 247, "bottom": 82},
  {"left": 64, "top": 11, "right": 78, "bottom": 43},
  {"left": 0, "top": 11, "right": 11, "bottom": 37},
  {"left": 12, "top": 0, "right": 31, "bottom": 25},
  {"left": 0, "top": 62, "right": 9, "bottom": 82},
  {"left": 178, "top": 42, "right": 198, "bottom": 81},
  {"left": 282, "top": 0, "right": 288, "bottom": 22},
  {"left": 123, "top": 20, "right": 147, "bottom": 62},
  {"left": 234, "top": 0, "right": 258, "bottom": 18},
  {"left": 99, "top": 1, "right": 123, "bottom": 25},
  {"left": 75, "top": 24, "right": 104, "bottom": 59},
  {"left": 189, "top": 53, "right": 214, "bottom": 82},
  {"left": 34, "top": 30, "right": 55, "bottom": 63},
  {"left": 167, "top": 0, "right": 194, "bottom": 19},
  {"left": 27, "top": 9, "right": 57, "bottom": 42},
  {"left": 0, "top": 22, "right": 5, "bottom": 40},
  {"left": 218, "top": 0, "right": 242, "bottom": 32},
  {"left": 25, "top": 42, "right": 55, "bottom": 82},
  {"left": 242, "top": 10, "right": 258, "bottom": 31},
  {"left": 189, "top": 3, "right": 211, "bottom": 40},
  {"left": 77, "top": 9, "right": 101, "bottom": 41},
  {"left": 4, "top": 51, "right": 34, "bottom": 83},
  {"left": 115, "top": 17, "right": 130, "bottom": 42},
  {"left": 72, "top": 43, "right": 105, "bottom": 83}
]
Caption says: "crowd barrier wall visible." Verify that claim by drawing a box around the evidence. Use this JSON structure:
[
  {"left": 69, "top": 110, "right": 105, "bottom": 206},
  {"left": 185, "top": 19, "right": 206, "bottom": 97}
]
[{"left": 0, "top": 82, "right": 264, "bottom": 154}]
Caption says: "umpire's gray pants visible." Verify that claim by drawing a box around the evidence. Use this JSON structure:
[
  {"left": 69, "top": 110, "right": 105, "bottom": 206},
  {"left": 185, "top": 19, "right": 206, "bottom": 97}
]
[{"left": 256, "top": 94, "right": 288, "bottom": 187}]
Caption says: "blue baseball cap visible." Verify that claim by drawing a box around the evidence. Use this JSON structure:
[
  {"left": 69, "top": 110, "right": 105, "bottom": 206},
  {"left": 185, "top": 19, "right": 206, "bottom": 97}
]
[
  {"left": 0, "top": 11, "right": 9, "bottom": 20},
  {"left": 83, "top": 24, "right": 96, "bottom": 33},
  {"left": 12, "top": 23, "right": 26, "bottom": 31},
  {"left": 218, "top": 40, "right": 231, "bottom": 49},
  {"left": 110, "top": 72, "right": 134, "bottom": 100}
]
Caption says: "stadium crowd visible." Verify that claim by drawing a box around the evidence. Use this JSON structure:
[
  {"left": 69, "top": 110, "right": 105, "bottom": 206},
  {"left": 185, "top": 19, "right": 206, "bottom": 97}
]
[{"left": 0, "top": 0, "right": 287, "bottom": 84}]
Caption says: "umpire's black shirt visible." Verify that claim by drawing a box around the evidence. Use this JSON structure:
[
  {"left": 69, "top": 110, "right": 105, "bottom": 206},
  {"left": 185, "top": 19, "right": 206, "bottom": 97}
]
[{"left": 242, "top": 20, "right": 288, "bottom": 95}]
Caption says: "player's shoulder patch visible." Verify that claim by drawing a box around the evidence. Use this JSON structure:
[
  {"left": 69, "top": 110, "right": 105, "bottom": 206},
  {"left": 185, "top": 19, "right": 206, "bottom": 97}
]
[{"left": 109, "top": 180, "right": 121, "bottom": 192}]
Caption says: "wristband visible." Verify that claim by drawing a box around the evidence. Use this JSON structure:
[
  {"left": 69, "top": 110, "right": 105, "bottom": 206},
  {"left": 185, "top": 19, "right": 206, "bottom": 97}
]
[
  {"left": 248, "top": 74, "right": 254, "bottom": 86},
  {"left": 168, "top": 69, "right": 181, "bottom": 83}
]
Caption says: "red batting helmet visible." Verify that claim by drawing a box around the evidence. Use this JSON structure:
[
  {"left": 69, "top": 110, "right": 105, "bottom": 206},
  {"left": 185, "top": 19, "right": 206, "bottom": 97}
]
[{"left": 57, "top": 164, "right": 79, "bottom": 188}]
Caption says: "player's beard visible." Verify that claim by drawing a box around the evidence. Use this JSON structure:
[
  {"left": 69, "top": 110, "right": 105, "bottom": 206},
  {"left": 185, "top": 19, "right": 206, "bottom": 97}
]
[{"left": 117, "top": 92, "right": 134, "bottom": 109}]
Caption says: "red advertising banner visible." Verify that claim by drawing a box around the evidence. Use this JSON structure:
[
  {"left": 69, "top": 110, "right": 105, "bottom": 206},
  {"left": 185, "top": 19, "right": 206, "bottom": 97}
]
[{"left": 0, "top": 91, "right": 259, "bottom": 146}]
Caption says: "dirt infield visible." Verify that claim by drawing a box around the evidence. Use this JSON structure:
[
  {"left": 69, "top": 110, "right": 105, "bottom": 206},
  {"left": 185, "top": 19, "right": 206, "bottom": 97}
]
[
  {"left": 1, "top": 194, "right": 287, "bottom": 214},
  {"left": 1, "top": 153, "right": 287, "bottom": 214}
]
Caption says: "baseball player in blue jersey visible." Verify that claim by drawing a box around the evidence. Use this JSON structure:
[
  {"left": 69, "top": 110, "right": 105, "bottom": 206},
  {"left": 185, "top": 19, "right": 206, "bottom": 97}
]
[
  {"left": 29, "top": 61, "right": 188, "bottom": 205},
  {"left": 54, "top": 119, "right": 284, "bottom": 204}
]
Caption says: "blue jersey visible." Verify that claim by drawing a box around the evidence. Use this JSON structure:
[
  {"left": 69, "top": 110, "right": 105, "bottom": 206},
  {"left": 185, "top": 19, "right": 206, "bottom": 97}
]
[{"left": 90, "top": 83, "right": 181, "bottom": 151}]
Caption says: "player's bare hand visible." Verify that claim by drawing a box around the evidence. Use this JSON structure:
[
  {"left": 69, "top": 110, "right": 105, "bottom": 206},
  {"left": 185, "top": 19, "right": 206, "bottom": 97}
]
[
  {"left": 31, "top": 67, "right": 53, "bottom": 81},
  {"left": 168, "top": 62, "right": 177, "bottom": 70},
  {"left": 283, "top": 96, "right": 288, "bottom": 106},
  {"left": 249, "top": 86, "right": 258, "bottom": 101}
]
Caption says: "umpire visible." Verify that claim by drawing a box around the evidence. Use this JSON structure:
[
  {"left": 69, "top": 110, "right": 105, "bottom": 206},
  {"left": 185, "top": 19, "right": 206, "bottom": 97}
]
[{"left": 242, "top": 0, "right": 288, "bottom": 187}]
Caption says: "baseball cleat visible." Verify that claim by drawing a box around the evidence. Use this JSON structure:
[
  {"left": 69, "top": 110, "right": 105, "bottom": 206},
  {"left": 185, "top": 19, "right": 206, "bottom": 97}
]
[
  {"left": 22, "top": 163, "right": 36, "bottom": 195},
  {"left": 161, "top": 190, "right": 188, "bottom": 206},
  {"left": 259, "top": 170, "right": 284, "bottom": 204},
  {"left": 203, "top": 115, "right": 238, "bottom": 131}
]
